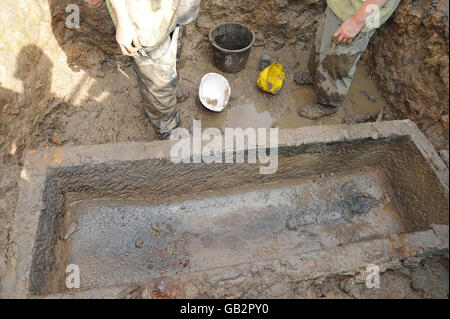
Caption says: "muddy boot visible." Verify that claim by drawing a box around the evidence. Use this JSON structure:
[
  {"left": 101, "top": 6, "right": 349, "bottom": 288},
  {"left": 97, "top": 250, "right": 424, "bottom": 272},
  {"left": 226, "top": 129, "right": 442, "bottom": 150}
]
[
  {"left": 156, "top": 112, "right": 181, "bottom": 140},
  {"left": 293, "top": 70, "right": 313, "bottom": 85},
  {"left": 156, "top": 131, "right": 171, "bottom": 140},
  {"left": 298, "top": 103, "right": 338, "bottom": 120}
]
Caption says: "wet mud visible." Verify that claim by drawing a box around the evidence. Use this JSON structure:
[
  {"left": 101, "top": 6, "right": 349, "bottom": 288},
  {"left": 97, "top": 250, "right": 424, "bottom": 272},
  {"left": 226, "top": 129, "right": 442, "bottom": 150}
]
[{"left": 63, "top": 169, "right": 403, "bottom": 291}]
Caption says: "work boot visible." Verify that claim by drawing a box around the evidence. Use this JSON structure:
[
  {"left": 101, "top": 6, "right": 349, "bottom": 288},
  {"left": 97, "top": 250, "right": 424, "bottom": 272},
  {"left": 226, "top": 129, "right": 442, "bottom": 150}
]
[
  {"left": 155, "top": 112, "right": 181, "bottom": 140},
  {"left": 298, "top": 103, "right": 338, "bottom": 120},
  {"left": 156, "top": 131, "right": 172, "bottom": 140},
  {"left": 293, "top": 70, "right": 313, "bottom": 85}
]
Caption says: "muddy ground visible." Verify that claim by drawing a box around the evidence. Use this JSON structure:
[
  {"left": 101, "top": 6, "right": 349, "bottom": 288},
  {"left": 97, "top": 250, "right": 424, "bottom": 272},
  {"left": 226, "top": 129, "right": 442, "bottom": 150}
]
[{"left": 0, "top": 0, "right": 448, "bottom": 298}]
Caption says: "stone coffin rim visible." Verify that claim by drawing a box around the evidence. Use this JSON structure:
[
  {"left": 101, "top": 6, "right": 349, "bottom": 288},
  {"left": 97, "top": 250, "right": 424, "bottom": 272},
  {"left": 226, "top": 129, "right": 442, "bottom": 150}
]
[{"left": 3, "top": 120, "right": 449, "bottom": 298}]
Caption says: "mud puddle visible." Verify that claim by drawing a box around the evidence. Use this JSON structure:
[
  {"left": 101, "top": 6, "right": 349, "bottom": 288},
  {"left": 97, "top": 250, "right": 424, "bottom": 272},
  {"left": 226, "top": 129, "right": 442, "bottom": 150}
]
[{"left": 225, "top": 103, "right": 273, "bottom": 129}]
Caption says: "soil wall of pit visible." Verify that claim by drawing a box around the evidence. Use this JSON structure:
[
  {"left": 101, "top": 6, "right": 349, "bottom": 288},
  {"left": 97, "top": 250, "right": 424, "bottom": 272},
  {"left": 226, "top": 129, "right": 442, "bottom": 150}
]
[{"left": 365, "top": 0, "right": 449, "bottom": 151}]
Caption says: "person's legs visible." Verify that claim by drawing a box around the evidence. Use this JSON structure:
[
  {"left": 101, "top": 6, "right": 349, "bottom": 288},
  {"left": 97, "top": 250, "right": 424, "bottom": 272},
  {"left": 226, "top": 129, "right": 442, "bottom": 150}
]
[
  {"left": 298, "top": 7, "right": 376, "bottom": 120},
  {"left": 132, "top": 27, "right": 181, "bottom": 139}
]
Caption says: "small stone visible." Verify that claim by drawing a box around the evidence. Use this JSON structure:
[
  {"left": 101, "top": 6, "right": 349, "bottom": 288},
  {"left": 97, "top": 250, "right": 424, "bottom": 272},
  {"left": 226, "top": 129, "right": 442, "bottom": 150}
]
[
  {"left": 275, "top": 0, "right": 288, "bottom": 8},
  {"left": 249, "top": 265, "right": 260, "bottom": 274},
  {"left": 64, "top": 222, "right": 78, "bottom": 240},
  {"left": 135, "top": 238, "right": 144, "bottom": 248},
  {"left": 50, "top": 132, "right": 63, "bottom": 146},
  {"left": 360, "top": 90, "right": 376, "bottom": 103},
  {"left": 294, "top": 70, "right": 313, "bottom": 85},
  {"left": 376, "top": 108, "right": 384, "bottom": 122},
  {"left": 441, "top": 114, "right": 449, "bottom": 129},
  {"left": 151, "top": 221, "right": 162, "bottom": 234},
  {"left": 439, "top": 149, "right": 449, "bottom": 167},
  {"left": 260, "top": 54, "right": 271, "bottom": 71},
  {"left": 184, "top": 283, "right": 199, "bottom": 298},
  {"left": 298, "top": 104, "right": 338, "bottom": 120}
]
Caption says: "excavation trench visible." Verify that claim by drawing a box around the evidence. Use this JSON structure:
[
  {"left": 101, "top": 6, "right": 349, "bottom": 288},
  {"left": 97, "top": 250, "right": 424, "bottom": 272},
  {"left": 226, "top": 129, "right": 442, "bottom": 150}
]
[
  {"left": 1, "top": 0, "right": 447, "bottom": 164},
  {"left": 6, "top": 122, "right": 447, "bottom": 297}
]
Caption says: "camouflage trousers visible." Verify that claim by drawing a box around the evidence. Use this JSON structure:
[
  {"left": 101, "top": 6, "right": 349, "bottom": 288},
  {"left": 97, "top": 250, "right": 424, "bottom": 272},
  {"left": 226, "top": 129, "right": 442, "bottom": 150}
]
[
  {"left": 131, "top": 26, "right": 182, "bottom": 136},
  {"left": 309, "top": 7, "right": 377, "bottom": 107}
]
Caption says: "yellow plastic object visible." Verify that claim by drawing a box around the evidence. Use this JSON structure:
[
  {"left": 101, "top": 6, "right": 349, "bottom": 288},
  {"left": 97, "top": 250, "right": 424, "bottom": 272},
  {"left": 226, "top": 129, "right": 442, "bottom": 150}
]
[{"left": 257, "top": 62, "right": 285, "bottom": 95}]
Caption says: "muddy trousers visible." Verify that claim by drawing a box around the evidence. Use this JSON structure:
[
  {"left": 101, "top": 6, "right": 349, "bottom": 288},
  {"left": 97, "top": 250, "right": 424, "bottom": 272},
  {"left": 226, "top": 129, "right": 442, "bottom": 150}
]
[
  {"left": 131, "top": 27, "right": 181, "bottom": 136},
  {"left": 309, "top": 7, "right": 377, "bottom": 107}
]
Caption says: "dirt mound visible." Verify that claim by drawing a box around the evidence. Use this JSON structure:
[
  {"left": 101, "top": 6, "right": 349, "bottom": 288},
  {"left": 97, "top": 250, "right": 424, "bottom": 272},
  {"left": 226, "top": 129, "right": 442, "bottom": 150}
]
[{"left": 49, "top": 0, "right": 117, "bottom": 71}]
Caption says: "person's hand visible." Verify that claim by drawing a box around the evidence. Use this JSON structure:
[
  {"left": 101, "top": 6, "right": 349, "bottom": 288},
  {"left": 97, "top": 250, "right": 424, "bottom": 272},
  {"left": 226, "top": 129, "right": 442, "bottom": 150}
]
[
  {"left": 332, "top": 18, "right": 364, "bottom": 45},
  {"left": 84, "top": 0, "right": 103, "bottom": 8},
  {"left": 116, "top": 21, "right": 141, "bottom": 56}
]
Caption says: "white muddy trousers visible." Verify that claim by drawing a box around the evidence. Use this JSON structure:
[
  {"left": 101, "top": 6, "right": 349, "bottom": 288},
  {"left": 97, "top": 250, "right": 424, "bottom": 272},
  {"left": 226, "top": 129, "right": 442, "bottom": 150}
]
[
  {"left": 132, "top": 27, "right": 181, "bottom": 136},
  {"left": 106, "top": 0, "right": 200, "bottom": 136}
]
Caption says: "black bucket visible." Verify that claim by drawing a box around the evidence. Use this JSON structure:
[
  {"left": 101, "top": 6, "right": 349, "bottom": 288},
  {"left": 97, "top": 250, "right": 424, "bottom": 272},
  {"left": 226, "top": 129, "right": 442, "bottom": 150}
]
[{"left": 209, "top": 22, "right": 255, "bottom": 73}]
